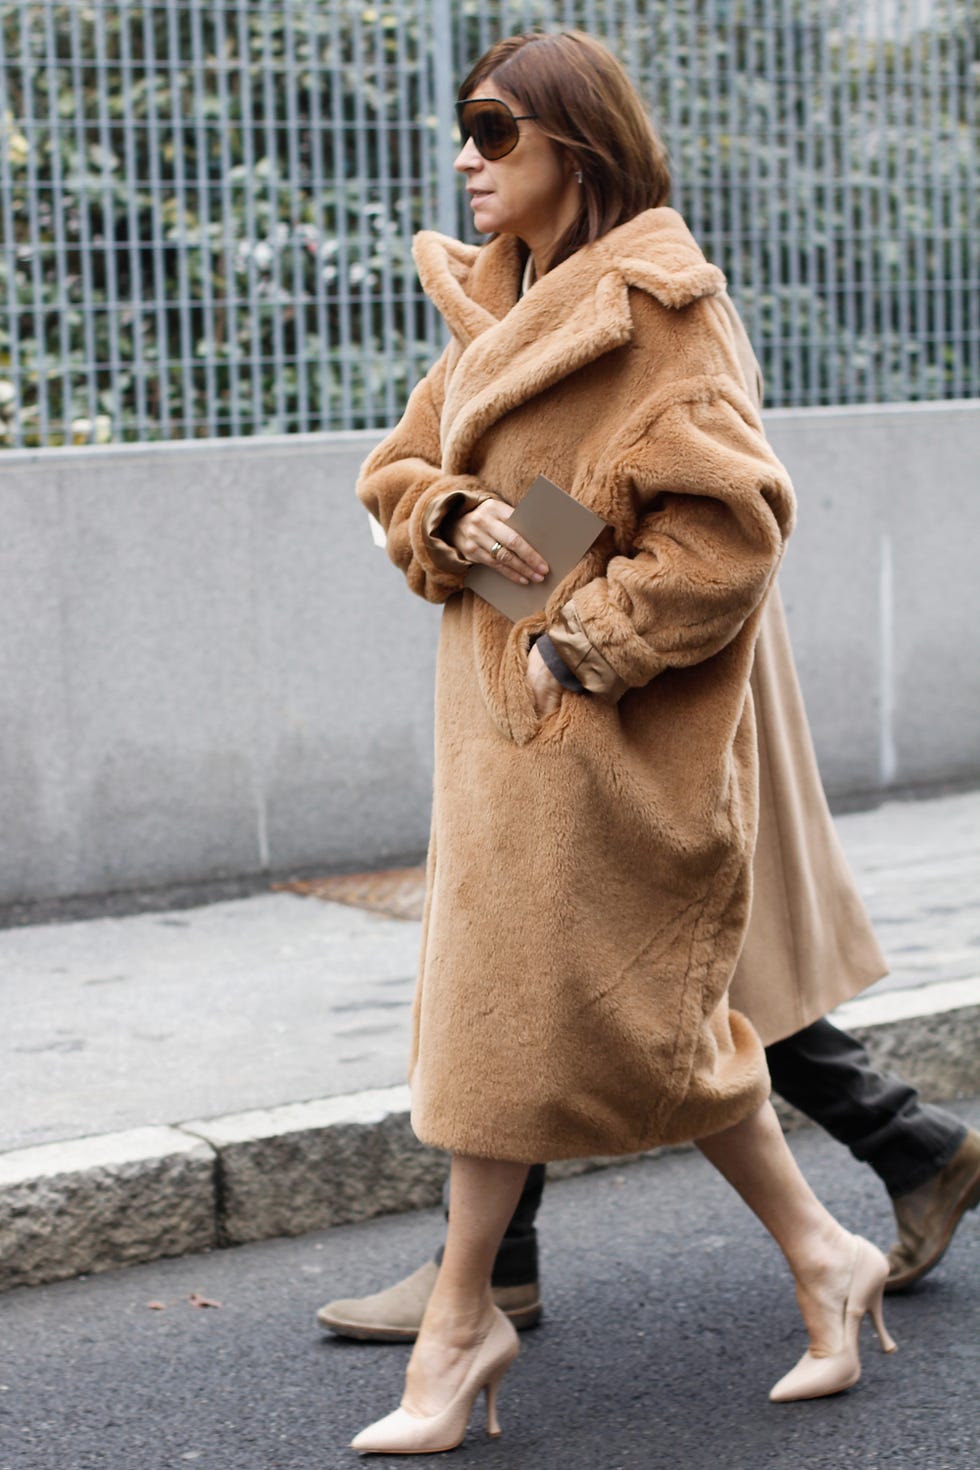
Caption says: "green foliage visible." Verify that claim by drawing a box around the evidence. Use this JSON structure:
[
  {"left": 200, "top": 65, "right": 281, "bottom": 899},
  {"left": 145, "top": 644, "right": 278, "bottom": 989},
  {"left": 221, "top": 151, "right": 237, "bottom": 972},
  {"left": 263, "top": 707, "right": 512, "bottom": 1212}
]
[
  {"left": 0, "top": 0, "right": 976, "bottom": 447},
  {"left": 655, "top": 1, "right": 979, "bottom": 406},
  {"left": 0, "top": 0, "right": 446, "bottom": 444}
]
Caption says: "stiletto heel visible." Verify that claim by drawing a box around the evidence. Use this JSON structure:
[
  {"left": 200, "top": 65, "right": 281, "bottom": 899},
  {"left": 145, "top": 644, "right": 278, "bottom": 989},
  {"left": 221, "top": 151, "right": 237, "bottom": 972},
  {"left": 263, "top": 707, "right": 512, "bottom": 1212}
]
[
  {"left": 769, "top": 1235, "right": 898, "bottom": 1403},
  {"left": 485, "top": 1370, "right": 506, "bottom": 1437},
  {"left": 351, "top": 1306, "right": 519, "bottom": 1455},
  {"left": 868, "top": 1282, "right": 898, "bottom": 1355}
]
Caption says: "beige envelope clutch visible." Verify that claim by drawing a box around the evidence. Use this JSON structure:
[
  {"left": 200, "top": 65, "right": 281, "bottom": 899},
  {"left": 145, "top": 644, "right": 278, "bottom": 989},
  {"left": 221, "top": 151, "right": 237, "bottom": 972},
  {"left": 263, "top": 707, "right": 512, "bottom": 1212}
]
[{"left": 464, "top": 475, "right": 607, "bottom": 622}]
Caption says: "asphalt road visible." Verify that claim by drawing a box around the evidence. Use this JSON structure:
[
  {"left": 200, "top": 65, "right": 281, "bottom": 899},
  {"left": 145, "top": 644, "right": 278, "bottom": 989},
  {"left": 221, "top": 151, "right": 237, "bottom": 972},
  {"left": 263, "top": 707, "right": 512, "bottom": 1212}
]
[{"left": 2, "top": 1100, "right": 977, "bottom": 1470}]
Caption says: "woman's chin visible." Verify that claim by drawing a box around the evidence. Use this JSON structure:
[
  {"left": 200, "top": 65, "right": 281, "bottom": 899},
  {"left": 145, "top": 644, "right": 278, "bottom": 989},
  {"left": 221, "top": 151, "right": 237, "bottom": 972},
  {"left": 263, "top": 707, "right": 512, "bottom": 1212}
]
[{"left": 470, "top": 202, "right": 498, "bottom": 232}]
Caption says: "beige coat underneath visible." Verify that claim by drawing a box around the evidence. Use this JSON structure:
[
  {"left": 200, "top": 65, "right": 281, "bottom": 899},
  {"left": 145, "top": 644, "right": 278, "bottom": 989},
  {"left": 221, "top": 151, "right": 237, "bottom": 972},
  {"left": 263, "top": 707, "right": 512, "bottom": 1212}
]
[
  {"left": 715, "top": 298, "right": 886, "bottom": 1042},
  {"left": 732, "top": 584, "right": 887, "bottom": 1043}
]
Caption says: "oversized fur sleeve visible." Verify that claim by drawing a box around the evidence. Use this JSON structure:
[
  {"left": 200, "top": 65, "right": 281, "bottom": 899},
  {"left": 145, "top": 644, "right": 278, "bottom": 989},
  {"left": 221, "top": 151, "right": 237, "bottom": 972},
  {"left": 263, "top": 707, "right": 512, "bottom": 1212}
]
[
  {"left": 547, "top": 383, "right": 796, "bottom": 700},
  {"left": 356, "top": 346, "right": 494, "bottom": 603}
]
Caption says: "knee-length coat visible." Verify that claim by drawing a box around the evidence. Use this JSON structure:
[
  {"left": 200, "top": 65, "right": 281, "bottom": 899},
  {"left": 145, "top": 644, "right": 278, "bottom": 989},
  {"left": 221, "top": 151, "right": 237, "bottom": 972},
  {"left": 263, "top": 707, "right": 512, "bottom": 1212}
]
[{"left": 358, "top": 209, "right": 802, "bottom": 1162}]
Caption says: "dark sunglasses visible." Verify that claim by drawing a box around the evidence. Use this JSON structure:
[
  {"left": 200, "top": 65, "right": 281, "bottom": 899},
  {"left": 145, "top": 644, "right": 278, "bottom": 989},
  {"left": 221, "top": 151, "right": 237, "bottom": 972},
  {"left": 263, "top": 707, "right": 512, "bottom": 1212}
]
[{"left": 455, "top": 97, "right": 538, "bottom": 161}]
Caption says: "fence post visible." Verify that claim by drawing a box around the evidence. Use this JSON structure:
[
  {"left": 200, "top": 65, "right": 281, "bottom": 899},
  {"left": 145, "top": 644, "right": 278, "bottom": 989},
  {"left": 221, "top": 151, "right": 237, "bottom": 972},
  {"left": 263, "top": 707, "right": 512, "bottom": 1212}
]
[{"left": 431, "top": 0, "right": 459, "bottom": 240}]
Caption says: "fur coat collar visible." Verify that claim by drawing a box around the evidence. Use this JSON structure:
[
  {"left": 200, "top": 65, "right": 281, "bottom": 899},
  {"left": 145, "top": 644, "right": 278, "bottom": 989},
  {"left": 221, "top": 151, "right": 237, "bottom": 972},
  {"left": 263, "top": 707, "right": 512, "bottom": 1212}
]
[{"left": 412, "top": 208, "right": 728, "bottom": 473}]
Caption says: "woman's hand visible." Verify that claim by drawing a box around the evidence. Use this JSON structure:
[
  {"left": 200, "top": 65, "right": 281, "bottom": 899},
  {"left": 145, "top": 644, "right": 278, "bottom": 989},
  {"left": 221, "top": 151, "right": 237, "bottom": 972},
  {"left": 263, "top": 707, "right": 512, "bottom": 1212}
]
[
  {"left": 446, "top": 498, "right": 549, "bottom": 586},
  {"left": 526, "top": 641, "right": 564, "bottom": 719}
]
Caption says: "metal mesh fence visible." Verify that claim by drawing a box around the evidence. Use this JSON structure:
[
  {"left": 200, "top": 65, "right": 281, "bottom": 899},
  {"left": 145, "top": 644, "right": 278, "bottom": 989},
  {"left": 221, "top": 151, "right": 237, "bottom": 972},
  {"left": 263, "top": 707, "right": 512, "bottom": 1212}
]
[{"left": 0, "top": 1, "right": 976, "bottom": 447}]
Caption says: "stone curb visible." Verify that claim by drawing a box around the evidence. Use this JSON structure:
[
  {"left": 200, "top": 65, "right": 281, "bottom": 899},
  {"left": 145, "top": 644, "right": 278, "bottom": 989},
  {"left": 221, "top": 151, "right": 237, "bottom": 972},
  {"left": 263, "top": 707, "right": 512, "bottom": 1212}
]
[
  {"left": 2, "top": 979, "right": 978, "bottom": 1293},
  {"left": 0, "top": 1129, "right": 217, "bottom": 1291}
]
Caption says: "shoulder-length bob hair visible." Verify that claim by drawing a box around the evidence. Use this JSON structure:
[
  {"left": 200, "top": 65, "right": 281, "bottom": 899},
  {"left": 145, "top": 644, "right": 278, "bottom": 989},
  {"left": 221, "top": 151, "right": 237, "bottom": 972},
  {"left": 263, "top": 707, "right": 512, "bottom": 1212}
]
[{"left": 458, "top": 30, "right": 671, "bottom": 272}]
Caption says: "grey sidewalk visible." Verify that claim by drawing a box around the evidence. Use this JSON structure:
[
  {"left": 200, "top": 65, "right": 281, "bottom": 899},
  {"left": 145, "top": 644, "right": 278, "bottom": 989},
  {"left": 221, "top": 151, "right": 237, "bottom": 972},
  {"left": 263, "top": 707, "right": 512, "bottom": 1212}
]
[{"left": 2, "top": 789, "right": 979, "bottom": 1291}]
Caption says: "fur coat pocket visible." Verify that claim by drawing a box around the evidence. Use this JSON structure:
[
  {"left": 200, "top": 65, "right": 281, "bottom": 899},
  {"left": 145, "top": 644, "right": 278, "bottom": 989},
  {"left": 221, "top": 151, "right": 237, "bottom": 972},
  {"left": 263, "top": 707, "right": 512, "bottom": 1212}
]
[{"left": 471, "top": 598, "right": 564, "bottom": 747}]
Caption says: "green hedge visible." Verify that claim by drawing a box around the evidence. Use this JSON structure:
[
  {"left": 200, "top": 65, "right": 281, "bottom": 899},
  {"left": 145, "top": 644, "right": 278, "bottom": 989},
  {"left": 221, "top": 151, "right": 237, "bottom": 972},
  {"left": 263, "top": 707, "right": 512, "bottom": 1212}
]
[{"left": 0, "top": 0, "right": 976, "bottom": 447}]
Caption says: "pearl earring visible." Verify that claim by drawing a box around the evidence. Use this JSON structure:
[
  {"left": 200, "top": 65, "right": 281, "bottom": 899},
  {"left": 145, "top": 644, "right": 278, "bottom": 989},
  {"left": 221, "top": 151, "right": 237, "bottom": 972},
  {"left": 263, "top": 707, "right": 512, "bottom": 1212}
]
[{"left": 575, "top": 170, "right": 583, "bottom": 183}]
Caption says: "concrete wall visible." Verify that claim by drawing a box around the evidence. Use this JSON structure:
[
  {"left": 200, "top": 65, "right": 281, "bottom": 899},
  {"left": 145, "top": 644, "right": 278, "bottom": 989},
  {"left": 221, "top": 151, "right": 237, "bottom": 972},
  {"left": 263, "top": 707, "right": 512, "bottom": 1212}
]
[
  {"left": 1, "top": 400, "right": 978, "bottom": 907},
  {"left": 765, "top": 402, "right": 980, "bottom": 796}
]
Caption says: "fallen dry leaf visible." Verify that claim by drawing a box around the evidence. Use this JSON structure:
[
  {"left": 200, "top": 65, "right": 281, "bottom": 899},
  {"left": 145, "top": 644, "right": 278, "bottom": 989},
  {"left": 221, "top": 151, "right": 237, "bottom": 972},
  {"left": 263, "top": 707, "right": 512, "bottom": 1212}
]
[
  {"left": 275, "top": 865, "right": 426, "bottom": 921},
  {"left": 188, "top": 1292, "right": 222, "bottom": 1309},
  {"left": 146, "top": 1301, "right": 168, "bottom": 1311}
]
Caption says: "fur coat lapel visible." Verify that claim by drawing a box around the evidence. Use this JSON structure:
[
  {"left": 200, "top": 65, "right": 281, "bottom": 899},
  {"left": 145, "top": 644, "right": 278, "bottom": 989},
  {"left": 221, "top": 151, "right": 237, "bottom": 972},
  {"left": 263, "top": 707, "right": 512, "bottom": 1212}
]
[{"left": 412, "top": 208, "right": 728, "bottom": 477}]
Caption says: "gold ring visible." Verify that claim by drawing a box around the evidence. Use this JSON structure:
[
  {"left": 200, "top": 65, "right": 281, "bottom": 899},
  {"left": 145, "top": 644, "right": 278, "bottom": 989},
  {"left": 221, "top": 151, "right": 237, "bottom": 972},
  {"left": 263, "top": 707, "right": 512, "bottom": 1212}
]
[{"left": 490, "top": 540, "right": 504, "bottom": 560}]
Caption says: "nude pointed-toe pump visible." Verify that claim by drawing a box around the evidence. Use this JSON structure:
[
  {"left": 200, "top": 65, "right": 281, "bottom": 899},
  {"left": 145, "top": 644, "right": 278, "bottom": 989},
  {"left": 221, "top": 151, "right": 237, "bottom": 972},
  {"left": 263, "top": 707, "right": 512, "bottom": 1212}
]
[
  {"left": 350, "top": 1306, "right": 520, "bottom": 1455},
  {"left": 769, "top": 1234, "right": 898, "bottom": 1403}
]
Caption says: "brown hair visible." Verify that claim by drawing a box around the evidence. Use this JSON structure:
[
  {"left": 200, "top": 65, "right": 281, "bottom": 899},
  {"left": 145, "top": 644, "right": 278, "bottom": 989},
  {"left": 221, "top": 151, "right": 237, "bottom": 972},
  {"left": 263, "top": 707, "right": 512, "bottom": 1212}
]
[{"left": 458, "top": 30, "right": 671, "bottom": 271}]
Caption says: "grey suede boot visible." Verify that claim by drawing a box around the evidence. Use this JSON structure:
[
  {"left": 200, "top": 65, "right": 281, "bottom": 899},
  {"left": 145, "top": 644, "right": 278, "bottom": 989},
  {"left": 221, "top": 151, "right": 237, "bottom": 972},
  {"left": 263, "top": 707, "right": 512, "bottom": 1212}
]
[{"left": 317, "top": 1259, "right": 542, "bottom": 1340}]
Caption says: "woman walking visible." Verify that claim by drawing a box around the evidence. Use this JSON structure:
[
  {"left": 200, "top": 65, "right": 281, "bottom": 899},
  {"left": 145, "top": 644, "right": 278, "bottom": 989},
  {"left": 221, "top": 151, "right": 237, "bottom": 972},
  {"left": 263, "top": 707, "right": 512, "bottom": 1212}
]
[{"left": 351, "top": 30, "right": 896, "bottom": 1455}]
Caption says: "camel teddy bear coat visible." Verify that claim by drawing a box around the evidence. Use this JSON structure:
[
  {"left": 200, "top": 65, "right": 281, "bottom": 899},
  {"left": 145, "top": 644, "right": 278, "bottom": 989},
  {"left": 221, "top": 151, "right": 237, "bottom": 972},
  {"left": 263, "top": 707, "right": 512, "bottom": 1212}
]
[{"left": 357, "top": 208, "right": 798, "bottom": 1162}]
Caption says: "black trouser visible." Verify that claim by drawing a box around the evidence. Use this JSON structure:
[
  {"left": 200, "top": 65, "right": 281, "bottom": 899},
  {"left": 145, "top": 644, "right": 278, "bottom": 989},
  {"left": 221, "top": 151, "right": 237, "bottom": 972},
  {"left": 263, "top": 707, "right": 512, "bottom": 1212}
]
[
  {"left": 766, "top": 1018, "right": 965, "bottom": 1196},
  {"left": 438, "top": 1018, "right": 967, "bottom": 1288}
]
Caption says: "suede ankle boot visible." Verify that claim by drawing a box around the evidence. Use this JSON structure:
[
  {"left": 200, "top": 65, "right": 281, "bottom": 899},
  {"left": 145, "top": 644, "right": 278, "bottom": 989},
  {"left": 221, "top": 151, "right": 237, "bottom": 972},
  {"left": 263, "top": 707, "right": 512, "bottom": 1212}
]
[
  {"left": 886, "top": 1127, "right": 980, "bottom": 1291},
  {"left": 317, "top": 1259, "right": 542, "bottom": 1340}
]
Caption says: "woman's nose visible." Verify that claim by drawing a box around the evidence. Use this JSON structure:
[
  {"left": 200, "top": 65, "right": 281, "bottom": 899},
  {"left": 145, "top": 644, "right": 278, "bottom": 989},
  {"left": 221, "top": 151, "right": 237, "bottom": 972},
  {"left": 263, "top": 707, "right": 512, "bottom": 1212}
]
[{"left": 453, "top": 136, "right": 483, "bottom": 172}]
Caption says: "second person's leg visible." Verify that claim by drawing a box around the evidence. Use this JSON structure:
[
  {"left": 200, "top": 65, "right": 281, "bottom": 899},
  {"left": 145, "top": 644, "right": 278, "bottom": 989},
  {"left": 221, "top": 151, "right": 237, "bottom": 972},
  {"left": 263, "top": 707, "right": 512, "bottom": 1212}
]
[
  {"left": 766, "top": 1018, "right": 980, "bottom": 1288},
  {"left": 319, "top": 1162, "right": 545, "bottom": 1338},
  {"left": 766, "top": 1018, "right": 965, "bottom": 1194}
]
